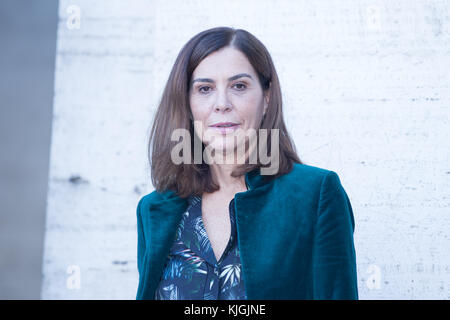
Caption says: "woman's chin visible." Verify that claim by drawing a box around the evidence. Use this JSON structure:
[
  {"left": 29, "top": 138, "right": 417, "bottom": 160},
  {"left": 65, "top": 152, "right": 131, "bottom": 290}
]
[{"left": 203, "top": 144, "right": 238, "bottom": 163}]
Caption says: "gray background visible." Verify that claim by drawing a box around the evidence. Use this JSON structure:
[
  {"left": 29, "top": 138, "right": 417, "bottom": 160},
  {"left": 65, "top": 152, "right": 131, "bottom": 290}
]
[{"left": 0, "top": 0, "right": 58, "bottom": 299}]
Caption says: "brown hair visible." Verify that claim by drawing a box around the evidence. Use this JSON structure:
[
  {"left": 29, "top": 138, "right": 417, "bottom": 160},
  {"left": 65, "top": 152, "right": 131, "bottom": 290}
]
[{"left": 148, "top": 26, "right": 303, "bottom": 198}]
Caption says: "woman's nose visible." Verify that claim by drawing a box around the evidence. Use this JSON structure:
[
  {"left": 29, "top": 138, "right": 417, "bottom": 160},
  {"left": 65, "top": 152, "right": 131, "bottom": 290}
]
[
  {"left": 214, "top": 103, "right": 231, "bottom": 112},
  {"left": 214, "top": 90, "right": 232, "bottom": 112}
]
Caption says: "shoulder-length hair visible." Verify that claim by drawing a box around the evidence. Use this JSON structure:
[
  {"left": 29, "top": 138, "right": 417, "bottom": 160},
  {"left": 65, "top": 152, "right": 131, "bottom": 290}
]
[{"left": 148, "top": 26, "right": 303, "bottom": 198}]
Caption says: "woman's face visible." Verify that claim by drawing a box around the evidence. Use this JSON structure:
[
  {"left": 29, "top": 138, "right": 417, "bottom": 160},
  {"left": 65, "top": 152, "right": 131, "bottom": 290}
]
[{"left": 189, "top": 46, "right": 269, "bottom": 158}]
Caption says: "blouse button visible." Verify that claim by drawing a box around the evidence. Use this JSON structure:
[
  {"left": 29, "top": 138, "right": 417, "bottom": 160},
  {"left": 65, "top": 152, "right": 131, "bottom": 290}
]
[{"left": 214, "top": 267, "right": 219, "bottom": 276}]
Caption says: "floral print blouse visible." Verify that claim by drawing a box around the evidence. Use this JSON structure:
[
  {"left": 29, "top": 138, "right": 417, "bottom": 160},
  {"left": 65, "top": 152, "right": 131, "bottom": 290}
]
[{"left": 154, "top": 194, "right": 247, "bottom": 300}]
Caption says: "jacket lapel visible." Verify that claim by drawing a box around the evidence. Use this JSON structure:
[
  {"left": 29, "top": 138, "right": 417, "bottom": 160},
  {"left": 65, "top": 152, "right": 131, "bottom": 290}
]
[
  {"left": 140, "top": 190, "right": 188, "bottom": 299},
  {"left": 233, "top": 171, "right": 277, "bottom": 299}
]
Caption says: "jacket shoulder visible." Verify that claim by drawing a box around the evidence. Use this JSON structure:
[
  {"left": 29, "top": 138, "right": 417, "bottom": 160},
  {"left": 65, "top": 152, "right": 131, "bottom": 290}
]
[
  {"left": 290, "top": 162, "right": 333, "bottom": 177},
  {"left": 275, "top": 163, "right": 347, "bottom": 201},
  {"left": 279, "top": 163, "right": 333, "bottom": 187},
  {"left": 137, "top": 188, "right": 187, "bottom": 219},
  {"left": 138, "top": 188, "right": 180, "bottom": 205}
]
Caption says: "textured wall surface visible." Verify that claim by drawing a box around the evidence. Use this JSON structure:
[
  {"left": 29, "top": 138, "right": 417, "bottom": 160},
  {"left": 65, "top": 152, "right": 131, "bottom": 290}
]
[{"left": 41, "top": 0, "right": 450, "bottom": 299}]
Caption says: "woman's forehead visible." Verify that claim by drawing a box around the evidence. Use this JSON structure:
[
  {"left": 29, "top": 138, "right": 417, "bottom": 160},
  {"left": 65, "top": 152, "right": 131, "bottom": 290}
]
[{"left": 193, "top": 48, "right": 255, "bottom": 78}]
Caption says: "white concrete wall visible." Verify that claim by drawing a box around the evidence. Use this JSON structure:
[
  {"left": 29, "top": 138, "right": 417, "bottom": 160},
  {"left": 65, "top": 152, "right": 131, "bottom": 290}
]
[{"left": 41, "top": 0, "right": 450, "bottom": 299}]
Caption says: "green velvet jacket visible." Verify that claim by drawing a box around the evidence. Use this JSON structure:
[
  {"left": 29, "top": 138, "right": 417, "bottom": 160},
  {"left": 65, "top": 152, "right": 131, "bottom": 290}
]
[{"left": 135, "top": 163, "right": 358, "bottom": 300}]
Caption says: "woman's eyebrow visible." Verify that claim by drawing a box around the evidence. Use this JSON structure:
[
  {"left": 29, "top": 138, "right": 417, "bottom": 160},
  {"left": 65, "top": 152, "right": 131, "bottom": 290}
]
[{"left": 190, "top": 73, "right": 253, "bottom": 86}]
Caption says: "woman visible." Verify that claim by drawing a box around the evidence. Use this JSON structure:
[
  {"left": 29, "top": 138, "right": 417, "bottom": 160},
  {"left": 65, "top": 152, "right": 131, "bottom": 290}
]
[{"left": 136, "top": 27, "right": 358, "bottom": 300}]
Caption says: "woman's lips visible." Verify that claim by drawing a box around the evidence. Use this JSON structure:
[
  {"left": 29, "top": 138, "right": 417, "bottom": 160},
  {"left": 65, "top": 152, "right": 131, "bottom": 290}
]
[{"left": 209, "top": 124, "right": 240, "bottom": 135}]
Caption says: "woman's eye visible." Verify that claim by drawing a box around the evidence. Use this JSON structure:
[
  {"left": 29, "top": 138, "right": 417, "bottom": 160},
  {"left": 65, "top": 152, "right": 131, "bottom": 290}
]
[
  {"left": 198, "top": 86, "right": 211, "bottom": 94},
  {"left": 234, "top": 83, "right": 247, "bottom": 90},
  {"left": 197, "top": 83, "right": 246, "bottom": 94}
]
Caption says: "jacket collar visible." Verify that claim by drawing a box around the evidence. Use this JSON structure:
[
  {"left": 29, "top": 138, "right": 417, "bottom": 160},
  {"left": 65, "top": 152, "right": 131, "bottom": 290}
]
[{"left": 244, "top": 166, "right": 277, "bottom": 190}]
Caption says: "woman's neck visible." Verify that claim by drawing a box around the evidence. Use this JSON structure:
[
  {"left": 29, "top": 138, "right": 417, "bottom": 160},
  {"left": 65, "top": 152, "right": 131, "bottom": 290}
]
[{"left": 208, "top": 163, "right": 247, "bottom": 195}]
